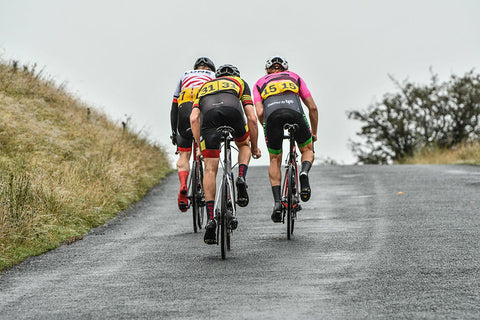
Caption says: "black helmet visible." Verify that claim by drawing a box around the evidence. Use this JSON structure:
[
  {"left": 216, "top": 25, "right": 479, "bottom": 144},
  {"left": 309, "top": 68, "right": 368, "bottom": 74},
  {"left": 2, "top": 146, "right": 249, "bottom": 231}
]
[
  {"left": 215, "top": 64, "right": 240, "bottom": 77},
  {"left": 265, "top": 56, "right": 288, "bottom": 70},
  {"left": 194, "top": 57, "right": 215, "bottom": 72}
]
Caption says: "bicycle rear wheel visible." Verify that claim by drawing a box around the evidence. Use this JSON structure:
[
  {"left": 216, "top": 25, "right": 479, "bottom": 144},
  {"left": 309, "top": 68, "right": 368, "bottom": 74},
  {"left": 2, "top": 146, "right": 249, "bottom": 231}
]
[
  {"left": 220, "top": 177, "right": 228, "bottom": 260},
  {"left": 197, "top": 160, "right": 205, "bottom": 229},
  {"left": 191, "top": 162, "right": 199, "bottom": 233},
  {"left": 286, "top": 164, "right": 294, "bottom": 240}
]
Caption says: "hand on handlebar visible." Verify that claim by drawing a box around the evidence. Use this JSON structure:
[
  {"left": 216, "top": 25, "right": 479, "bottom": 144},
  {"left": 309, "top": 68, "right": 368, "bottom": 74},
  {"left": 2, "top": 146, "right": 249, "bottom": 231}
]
[
  {"left": 170, "top": 132, "right": 177, "bottom": 145},
  {"left": 251, "top": 147, "right": 262, "bottom": 159},
  {"left": 195, "top": 146, "right": 202, "bottom": 159}
]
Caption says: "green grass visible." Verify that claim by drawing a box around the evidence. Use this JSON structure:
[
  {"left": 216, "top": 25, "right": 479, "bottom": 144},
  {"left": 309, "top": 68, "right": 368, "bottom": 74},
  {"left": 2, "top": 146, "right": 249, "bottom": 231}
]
[
  {"left": 401, "top": 141, "right": 480, "bottom": 165},
  {"left": 0, "top": 59, "right": 172, "bottom": 271}
]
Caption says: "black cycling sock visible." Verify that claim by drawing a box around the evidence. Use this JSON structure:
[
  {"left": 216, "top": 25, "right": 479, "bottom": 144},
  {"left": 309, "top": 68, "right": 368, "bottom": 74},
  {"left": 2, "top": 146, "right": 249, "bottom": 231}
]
[
  {"left": 301, "top": 161, "right": 312, "bottom": 174},
  {"left": 206, "top": 201, "right": 215, "bottom": 220},
  {"left": 238, "top": 164, "right": 248, "bottom": 179},
  {"left": 272, "top": 185, "right": 281, "bottom": 202}
]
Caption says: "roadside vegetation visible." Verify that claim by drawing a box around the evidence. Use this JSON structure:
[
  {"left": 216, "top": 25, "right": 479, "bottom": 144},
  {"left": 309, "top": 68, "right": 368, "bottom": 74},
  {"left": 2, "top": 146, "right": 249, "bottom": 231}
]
[
  {"left": 348, "top": 69, "right": 480, "bottom": 165},
  {"left": 402, "top": 141, "right": 480, "bottom": 165},
  {"left": 0, "top": 59, "right": 171, "bottom": 271}
]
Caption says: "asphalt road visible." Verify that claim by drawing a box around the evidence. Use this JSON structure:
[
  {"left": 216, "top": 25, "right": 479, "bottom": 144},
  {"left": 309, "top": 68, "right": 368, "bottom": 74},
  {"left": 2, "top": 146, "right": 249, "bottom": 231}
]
[{"left": 0, "top": 165, "right": 479, "bottom": 319}]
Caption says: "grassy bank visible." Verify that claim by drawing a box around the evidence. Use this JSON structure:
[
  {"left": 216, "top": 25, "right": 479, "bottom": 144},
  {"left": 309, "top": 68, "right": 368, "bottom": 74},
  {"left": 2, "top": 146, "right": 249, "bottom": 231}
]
[
  {"left": 0, "top": 60, "right": 171, "bottom": 271},
  {"left": 401, "top": 142, "right": 480, "bottom": 165}
]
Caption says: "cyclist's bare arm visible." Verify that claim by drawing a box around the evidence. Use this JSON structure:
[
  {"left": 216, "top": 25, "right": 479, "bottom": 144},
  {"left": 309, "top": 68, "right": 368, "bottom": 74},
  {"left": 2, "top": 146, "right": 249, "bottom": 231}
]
[
  {"left": 303, "top": 96, "right": 318, "bottom": 141},
  {"left": 190, "top": 107, "right": 201, "bottom": 149},
  {"left": 254, "top": 101, "right": 264, "bottom": 124},
  {"left": 244, "top": 104, "right": 261, "bottom": 159}
]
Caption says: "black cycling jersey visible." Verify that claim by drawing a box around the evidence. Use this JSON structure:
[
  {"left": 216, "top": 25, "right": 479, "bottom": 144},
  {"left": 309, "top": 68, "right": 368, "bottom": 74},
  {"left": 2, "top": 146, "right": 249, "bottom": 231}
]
[{"left": 193, "top": 76, "right": 252, "bottom": 158}]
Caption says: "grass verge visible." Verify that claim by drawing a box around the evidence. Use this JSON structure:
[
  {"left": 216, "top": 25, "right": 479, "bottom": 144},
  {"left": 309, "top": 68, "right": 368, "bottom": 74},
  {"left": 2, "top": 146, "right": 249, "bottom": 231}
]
[
  {"left": 401, "top": 141, "right": 480, "bottom": 165},
  {"left": 0, "top": 59, "right": 172, "bottom": 271}
]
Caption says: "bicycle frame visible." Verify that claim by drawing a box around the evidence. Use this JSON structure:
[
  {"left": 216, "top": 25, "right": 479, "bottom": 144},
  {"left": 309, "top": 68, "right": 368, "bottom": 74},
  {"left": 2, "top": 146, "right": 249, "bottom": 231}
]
[
  {"left": 213, "top": 126, "right": 237, "bottom": 259},
  {"left": 281, "top": 124, "right": 301, "bottom": 239}
]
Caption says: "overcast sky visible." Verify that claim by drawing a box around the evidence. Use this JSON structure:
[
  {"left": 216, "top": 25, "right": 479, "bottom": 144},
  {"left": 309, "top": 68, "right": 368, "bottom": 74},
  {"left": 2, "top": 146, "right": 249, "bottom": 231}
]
[{"left": 1, "top": 0, "right": 479, "bottom": 165}]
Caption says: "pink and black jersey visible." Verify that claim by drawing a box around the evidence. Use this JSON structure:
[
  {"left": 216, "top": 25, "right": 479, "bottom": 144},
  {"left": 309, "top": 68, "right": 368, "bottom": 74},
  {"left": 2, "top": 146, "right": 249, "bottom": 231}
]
[{"left": 252, "top": 70, "right": 312, "bottom": 104}]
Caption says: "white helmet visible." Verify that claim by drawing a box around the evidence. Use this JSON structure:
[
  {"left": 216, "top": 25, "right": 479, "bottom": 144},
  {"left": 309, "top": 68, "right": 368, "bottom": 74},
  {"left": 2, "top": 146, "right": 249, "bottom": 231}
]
[{"left": 265, "top": 56, "right": 288, "bottom": 70}]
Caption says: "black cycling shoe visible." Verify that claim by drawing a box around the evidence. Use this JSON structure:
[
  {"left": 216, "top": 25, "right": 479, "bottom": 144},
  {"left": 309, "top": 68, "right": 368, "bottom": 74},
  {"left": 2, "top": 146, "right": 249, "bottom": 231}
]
[
  {"left": 204, "top": 220, "right": 217, "bottom": 245},
  {"left": 271, "top": 201, "right": 283, "bottom": 223},
  {"left": 236, "top": 177, "right": 249, "bottom": 207},
  {"left": 226, "top": 212, "right": 238, "bottom": 230},
  {"left": 299, "top": 172, "right": 311, "bottom": 202}
]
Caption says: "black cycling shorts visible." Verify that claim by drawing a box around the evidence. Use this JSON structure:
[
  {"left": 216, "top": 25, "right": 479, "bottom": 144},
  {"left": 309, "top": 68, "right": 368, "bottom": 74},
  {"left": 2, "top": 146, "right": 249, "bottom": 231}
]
[
  {"left": 200, "top": 105, "right": 249, "bottom": 158},
  {"left": 176, "top": 101, "right": 194, "bottom": 151},
  {"left": 263, "top": 108, "right": 312, "bottom": 154}
]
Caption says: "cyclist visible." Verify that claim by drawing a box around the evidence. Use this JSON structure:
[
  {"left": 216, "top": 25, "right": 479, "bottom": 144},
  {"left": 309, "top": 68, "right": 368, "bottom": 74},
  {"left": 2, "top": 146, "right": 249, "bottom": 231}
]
[
  {"left": 190, "top": 64, "right": 261, "bottom": 244},
  {"left": 170, "top": 57, "right": 216, "bottom": 212},
  {"left": 253, "top": 56, "right": 318, "bottom": 223}
]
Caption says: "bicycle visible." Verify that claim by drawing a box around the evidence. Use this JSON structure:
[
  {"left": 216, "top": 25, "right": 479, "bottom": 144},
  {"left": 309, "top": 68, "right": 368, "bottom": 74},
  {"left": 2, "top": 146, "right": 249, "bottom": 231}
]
[
  {"left": 214, "top": 126, "right": 238, "bottom": 260},
  {"left": 281, "top": 123, "right": 302, "bottom": 240},
  {"left": 187, "top": 141, "right": 205, "bottom": 233}
]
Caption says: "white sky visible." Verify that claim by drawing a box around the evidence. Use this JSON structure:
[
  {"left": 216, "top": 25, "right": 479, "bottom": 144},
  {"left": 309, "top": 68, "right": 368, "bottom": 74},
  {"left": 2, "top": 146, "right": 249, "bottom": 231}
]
[{"left": 1, "top": 0, "right": 479, "bottom": 165}]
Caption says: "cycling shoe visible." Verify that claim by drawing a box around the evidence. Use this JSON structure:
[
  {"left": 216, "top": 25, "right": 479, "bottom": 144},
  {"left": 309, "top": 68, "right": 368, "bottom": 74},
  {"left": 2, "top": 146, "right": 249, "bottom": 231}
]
[
  {"left": 226, "top": 212, "right": 238, "bottom": 230},
  {"left": 299, "top": 172, "right": 311, "bottom": 202},
  {"left": 204, "top": 220, "right": 217, "bottom": 245},
  {"left": 271, "top": 201, "right": 283, "bottom": 223},
  {"left": 236, "top": 177, "right": 249, "bottom": 207}
]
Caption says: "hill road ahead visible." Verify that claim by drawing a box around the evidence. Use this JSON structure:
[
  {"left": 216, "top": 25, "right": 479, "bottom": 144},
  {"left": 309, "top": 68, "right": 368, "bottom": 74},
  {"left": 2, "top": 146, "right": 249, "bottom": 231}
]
[{"left": 0, "top": 165, "right": 479, "bottom": 319}]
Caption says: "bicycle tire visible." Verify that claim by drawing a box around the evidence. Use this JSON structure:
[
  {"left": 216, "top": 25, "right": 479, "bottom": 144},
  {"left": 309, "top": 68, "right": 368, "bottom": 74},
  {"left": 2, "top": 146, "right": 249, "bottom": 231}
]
[
  {"left": 191, "top": 161, "right": 199, "bottom": 233},
  {"left": 227, "top": 173, "right": 234, "bottom": 252},
  {"left": 287, "top": 163, "right": 294, "bottom": 240},
  {"left": 197, "top": 159, "right": 205, "bottom": 230},
  {"left": 220, "top": 176, "right": 228, "bottom": 260},
  {"left": 291, "top": 168, "right": 296, "bottom": 235}
]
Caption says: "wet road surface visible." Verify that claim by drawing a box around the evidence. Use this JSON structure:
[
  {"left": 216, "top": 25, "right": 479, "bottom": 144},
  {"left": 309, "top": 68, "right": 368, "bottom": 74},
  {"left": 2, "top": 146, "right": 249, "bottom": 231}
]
[{"left": 0, "top": 165, "right": 479, "bottom": 319}]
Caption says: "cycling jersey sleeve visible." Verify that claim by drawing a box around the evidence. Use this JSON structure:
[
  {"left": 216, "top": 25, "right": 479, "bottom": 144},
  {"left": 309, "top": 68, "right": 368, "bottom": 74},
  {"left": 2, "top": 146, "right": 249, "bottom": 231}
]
[
  {"left": 252, "top": 79, "right": 262, "bottom": 104},
  {"left": 170, "top": 100, "right": 178, "bottom": 132},
  {"left": 297, "top": 75, "right": 312, "bottom": 101},
  {"left": 170, "top": 77, "right": 183, "bottom": 132},
  {"left": 172, "top": 76, "right": 182, "bottom": 99},
  {"left": 240, "top": 79, "right": 253, "bottom": 106}
]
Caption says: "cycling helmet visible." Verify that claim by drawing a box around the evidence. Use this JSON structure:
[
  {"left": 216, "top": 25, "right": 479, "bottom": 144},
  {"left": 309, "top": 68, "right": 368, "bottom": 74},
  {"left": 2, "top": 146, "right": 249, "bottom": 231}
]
[
  {"left": 265, "top": 56, "right": 288, "bottom": 70},
  {"left": 194, "top": 57, "right": 216, "bottom": 72},
  {"left": 215, "top": 64, "right": 240, "bottom": 77}
]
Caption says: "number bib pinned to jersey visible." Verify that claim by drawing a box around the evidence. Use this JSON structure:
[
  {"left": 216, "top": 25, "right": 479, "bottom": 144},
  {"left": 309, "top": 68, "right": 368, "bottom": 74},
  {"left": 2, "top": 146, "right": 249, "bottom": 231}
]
[
  {"left": 198, "top": 79, "right": 240, "bottom": 98},
  {"left": 261, "top": 80, "right": 299, "bottom": 100},
  {"left": 178, "top": 87, "right": 201, "bottom": 105}
]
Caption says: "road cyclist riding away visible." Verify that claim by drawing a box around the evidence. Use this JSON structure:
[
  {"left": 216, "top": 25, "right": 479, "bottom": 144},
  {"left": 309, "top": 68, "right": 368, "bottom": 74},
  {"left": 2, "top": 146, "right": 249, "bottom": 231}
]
[
  {"left": 190, "top": 64, "right": 261, "bottom": 245},
  {"left": 170, "top": 57, "right": 216, "bottom": 213},
  {"left": 253, "top": 56, "right": 318, "bottom": 223}
]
